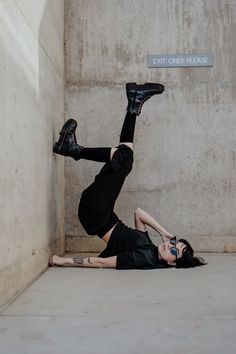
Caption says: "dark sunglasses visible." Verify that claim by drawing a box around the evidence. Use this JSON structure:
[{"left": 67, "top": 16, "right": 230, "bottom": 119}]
[{"left": 169, "top": 236, "right": 179, "bottom": 259}]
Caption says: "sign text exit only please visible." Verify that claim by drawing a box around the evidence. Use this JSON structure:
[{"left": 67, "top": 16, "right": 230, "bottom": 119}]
[{"left": 148, "top": 54, "right": 213, "bottom": 67}]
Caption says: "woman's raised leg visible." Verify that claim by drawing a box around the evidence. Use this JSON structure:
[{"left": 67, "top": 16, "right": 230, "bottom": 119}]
[
  {"left": 53, "top": 83, "right": 164, "bottom": 161},
  {"left": 53, "top": 109, "right": 137, "bottom": 162}
]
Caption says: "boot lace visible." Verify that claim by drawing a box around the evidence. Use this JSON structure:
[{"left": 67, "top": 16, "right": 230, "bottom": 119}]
[{"left": 138, "top": 95, "right": 152, "bottom": 115}]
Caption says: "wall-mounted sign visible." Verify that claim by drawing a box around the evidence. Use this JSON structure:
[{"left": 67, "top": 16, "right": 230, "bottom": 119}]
[{"left": 148, "top": 54, "right": 214, "bottom": 68}]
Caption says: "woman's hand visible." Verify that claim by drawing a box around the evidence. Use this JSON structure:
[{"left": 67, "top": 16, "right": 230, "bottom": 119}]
[{"left": 160, "top": 231, "right": 174, "bottom": 242}]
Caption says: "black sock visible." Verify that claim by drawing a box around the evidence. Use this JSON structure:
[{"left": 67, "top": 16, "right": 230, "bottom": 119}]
[
  {"left": 79, "top": 147, "right": 111, "bottom": 162},
  {"left": 119, "top": 112, "right": 137, "bottom": 143}
]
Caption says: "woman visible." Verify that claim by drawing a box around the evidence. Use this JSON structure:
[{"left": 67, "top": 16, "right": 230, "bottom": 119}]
[{"left": 50, "top": 83, "right": 205, "bottom": 269}]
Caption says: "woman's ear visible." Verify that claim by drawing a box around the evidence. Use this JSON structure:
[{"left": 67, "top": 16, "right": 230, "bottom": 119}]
[{"left": 167, "top": 261, "right": 176, "bottom": 266}]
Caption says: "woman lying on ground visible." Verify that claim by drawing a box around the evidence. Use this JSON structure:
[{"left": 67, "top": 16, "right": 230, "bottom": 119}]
[{"left": 50, "top": 83, "right": 205, "bottom": 270}]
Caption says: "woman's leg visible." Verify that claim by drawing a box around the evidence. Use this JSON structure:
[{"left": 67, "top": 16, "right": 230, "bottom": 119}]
[
  {"left": 65, "top": 111, "right": 137, "bottom": 161},
  {"left": 53, "top": 83, "right": 164, "bottom": 161},
  {"left": 59, "top": 111, "right": 137, "bottom": 162},
  {"left": 78, "top": 111, "right": 137, "bottom": 237},
  {"left": 110, "top": 111, "right": 136, "bottom": 158},
  {"left": 119, "top": 111, "right": 137, "bottom": 146},
  {"left": 79, "top": 147, "right": 111, "bottom": 162},
  {"left": 53, "top": 119, "right": 112, "bottom": 162},
  {"left": 79, "top": 81, "right": 165, "bottom": 236},
  {"left": 54, "top": 83, "right": 164, "bottom": 235}
]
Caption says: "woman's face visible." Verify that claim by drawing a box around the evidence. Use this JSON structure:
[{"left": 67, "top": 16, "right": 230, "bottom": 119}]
[{"left": 158, "top": 239, "right": 186, "bottom": 266}]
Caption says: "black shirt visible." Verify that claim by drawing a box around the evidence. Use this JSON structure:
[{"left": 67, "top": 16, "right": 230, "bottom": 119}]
[{"left": 98, "top": 222, "right": 169, "bottom": 269}]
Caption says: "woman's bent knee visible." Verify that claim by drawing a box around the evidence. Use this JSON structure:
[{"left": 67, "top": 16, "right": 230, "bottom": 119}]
[
  {"left": 111, "top": 144, "right": 133, "bottom": 160},
  {"left": 119, "top": 142, "right": 133, "bottom": 150}
]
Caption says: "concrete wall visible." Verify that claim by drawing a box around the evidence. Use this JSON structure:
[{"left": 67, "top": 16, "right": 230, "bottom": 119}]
[
  {"left": 65, "top": 0, "right": 236, "bottom": 253},
  {"left": 0, "top": 0, "right": 65, "bottom": 309}
]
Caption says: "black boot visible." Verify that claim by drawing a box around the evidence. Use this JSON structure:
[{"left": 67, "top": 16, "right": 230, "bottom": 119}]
[
  {"left": 126, "top": 82, "right": 164, "bottom": 116},
  {"left": 53, "top": 119, "right": 84, "bottom": 160}
]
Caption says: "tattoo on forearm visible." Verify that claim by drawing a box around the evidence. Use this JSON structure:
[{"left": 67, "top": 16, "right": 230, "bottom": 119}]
[
  {"left": 73, "top": 256, "right": 85, "bottom": 265},
  {"left": 72, "top": 256, "right": 93, "bottom": 265}
]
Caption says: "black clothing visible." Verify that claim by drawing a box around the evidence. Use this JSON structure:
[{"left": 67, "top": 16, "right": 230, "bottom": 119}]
[
  {"left": 78, "top": 110, "right": 168, "bottom": 269},
  {"left": 119, "top": 112, "right": 137, "bottom": 143},
  {"left": 78, "top": 111, "right": 137, "bottom": 163},
  {"left": 98, "top": 222, "right": 168, "bottom": 269},
  {"left": 78, "top": 144, "right": 133, "bottom": 237},
  {"left": 80, "top": 147, "right": 111, "bottom": 163}
]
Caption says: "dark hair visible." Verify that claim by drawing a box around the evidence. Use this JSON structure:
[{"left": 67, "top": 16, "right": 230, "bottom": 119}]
[{"left": 175, "top": 239, "right": 206, "bottom": 268}]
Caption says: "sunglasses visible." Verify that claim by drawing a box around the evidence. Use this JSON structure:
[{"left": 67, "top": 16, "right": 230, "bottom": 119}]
[{"left": 169, "top": 236, "right": 179, "bottom": 259}]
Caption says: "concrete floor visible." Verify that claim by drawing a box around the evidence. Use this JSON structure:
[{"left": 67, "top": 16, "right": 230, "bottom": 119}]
[{"left": 0, "top": 253, "right": 236, "bottom": 354}]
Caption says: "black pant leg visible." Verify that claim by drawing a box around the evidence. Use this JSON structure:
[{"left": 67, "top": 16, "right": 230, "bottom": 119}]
[{"left": 78, "top": 145, "right": 133, "bottom": 236}]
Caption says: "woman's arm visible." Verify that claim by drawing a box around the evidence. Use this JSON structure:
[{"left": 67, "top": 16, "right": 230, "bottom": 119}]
[
  {"left": 49, "top": 255, "right": 117, "bottom": 268},
  {"left": 134, "top": 207, "right": 173, "bottom": 241}
]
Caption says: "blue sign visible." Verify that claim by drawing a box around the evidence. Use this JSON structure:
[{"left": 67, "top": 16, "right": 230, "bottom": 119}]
[{"left": 148, "top": 54, "right": 214, "bottom": 67}]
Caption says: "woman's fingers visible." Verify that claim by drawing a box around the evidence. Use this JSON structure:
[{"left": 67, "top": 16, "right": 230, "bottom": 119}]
[
  {"left": 48, "top": 256, "right": 55, "bottom": 266},
  {"left": 163, "top": 232, "right": 174, "bottom": 240}
]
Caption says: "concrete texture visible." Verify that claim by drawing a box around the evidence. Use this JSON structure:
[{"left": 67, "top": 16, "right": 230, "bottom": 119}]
[
  {"left": 64, "top": 0, "right": 236, "bottom": 252},
  {"left": 0, "top": 0, "right": 65, "bottom": 308},
  {"left": 1, "top": 253, "right": 236, "bottom": 354}
]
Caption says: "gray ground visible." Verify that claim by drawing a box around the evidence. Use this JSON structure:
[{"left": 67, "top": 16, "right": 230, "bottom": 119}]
[{"left": 1, "top": 253, "right": 236, "bottom": 354}]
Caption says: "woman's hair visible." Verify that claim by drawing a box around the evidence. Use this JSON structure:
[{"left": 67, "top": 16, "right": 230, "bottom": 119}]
[{"left": 175, "top": 238, "right": 206, "bottom": 268}]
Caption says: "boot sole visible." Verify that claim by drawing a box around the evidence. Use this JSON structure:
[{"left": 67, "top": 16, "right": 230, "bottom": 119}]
[
  {"left": 53, "top": 119, "right": 77, "bottom": 154},
  {"left": 126, "top": 82, "right": 164, "bottom": 93}
]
